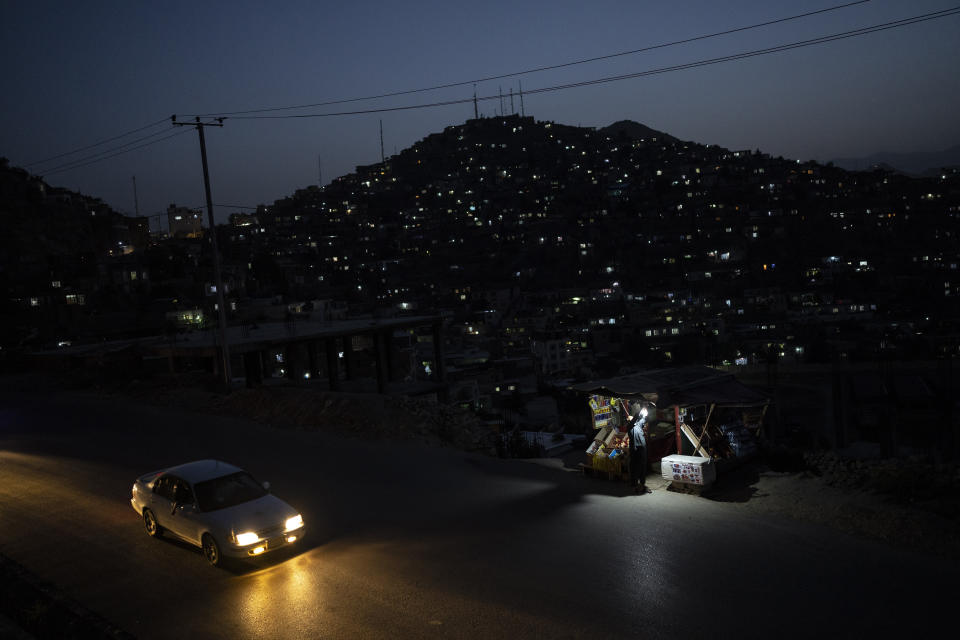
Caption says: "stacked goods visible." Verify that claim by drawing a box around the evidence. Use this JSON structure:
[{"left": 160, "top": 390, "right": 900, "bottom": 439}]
[
  {"left": 593, "top": 437, "right": 628, "bottom": 479},
  {"left": 585, "top": 426, "right": 611, "bottom": 463},
  {"left": 719, "top": 420, "right": 757, "bottom": 458},
  {"left": 584, "top": 395, "right": 632, "bottom": 480}
]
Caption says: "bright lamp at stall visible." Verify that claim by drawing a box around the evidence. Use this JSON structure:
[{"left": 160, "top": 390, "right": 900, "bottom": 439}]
[
  {"left": 236, "top": 531, "right": 261, "bottom": 546},
  {"left": 640, "top": 407, "right": 648, "bottom": 418},
  {"left": 285, "top": 514, "right": 304, "bottom": 532}
]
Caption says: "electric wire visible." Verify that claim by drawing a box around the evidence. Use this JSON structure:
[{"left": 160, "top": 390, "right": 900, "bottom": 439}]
[
  {"left": 48, "top": 125, "right": 184, "bottom": 169},
  {"left": 33, "top": 5, "right": 958, "bottom": 177},
  {"left": 24, "top": 117, "right": 172, "bottom": 168},
  {"left": 226, "top": 6, "right": 960, "bottom": 121},
  {"left": 521, "top": 7, "right": 960, "bottom": 97},
  {"left": 40, "top": 127, "right": 193, "bottom": 177},
  {"left": 185, "top": 0, "right": 872, "bottom": 118},
  {"left": 39, "top": 117, "right": 230, "bottom": 177}
]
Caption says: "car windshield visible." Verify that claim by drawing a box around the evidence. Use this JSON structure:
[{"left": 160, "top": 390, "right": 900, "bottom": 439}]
[{"left": 194, "top": 471, "right": 267, "bottom": 512}]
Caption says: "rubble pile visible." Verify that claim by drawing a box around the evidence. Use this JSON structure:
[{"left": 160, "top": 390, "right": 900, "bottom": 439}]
[
  {"left": 804, "top": 451, "right": 960, "bottom": 518},
  {"left": 207, "top": 386, "right": 497, "bottom": 454},
  {"left": 50, "top": 370, "right": 500, "bottom": 454}
]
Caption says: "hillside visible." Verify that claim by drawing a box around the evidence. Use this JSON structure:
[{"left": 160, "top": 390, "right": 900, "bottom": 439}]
[
  {"left": 600, "top": 120, "right": 676, "bottom": 142},
  {"left": 4, "top": 115, "right": 960, "bottom": 361},
  {"left": 0, "top": 158, "right": 130, "bottom": 258},
  {"left": 258, "top": 115, "right": 958, "bottom": 313},
  {"left": 832, "top": 144, "right": 960, "bottom": 175}
]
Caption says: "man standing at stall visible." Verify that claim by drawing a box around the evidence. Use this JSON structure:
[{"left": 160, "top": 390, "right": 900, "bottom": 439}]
[{"left": 628, "top": 403, "right": 651, "bottom": 494}]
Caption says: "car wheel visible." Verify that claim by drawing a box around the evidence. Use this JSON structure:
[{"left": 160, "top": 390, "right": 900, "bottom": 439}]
[
  {"left": 202, "top": 534, "right": 222, "bottom": 567},
  {"left": 143, "top": 509, "right": 162, "bottom": 537}
]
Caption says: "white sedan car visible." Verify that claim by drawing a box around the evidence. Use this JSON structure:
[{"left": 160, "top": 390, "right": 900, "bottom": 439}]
[{"left": 130, "top": 459, "right": 305, "bottom": 567}]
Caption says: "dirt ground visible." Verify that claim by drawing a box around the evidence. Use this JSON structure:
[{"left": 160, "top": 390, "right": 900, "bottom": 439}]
[{"left": 696, "top": 455, "right": 960, "bottom": 561}]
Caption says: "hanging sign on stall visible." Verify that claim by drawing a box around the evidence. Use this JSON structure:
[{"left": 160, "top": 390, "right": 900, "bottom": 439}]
[{"left": 589, "top": 395, "right": 616, "bottom": 430}]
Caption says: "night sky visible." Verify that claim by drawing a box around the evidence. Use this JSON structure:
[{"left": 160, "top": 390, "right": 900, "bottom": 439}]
[{"left": 2, "top": 0, "right": 958, "bottom": 226}]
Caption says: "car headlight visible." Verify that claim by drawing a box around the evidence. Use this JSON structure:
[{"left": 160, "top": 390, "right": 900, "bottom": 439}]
[
  {"left": 284, "top": 514, "right": 304, "bottom": 532},
  {"left": 235, "top": 531, "right": 261, "bottom": 546}
]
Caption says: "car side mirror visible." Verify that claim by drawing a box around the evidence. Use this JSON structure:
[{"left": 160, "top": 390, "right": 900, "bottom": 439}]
[{"left": 262, "top": 481, "right": 271, "bottom": 492}]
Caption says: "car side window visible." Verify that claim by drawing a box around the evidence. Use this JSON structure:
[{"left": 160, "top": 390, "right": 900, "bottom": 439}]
[
  {"left": 174, "top": 481, "right": 194, "bottom": 505},
  {"left": 154, "top": 476, "right": 176, "bottom": 501}
]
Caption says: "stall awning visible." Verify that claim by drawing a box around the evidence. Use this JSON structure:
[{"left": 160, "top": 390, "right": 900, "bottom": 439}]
[
  {"left": 569, "top": 365, "right": 768, "bottom": 408},
  {"left": 665, "top": 375, "right": 769, "bottom": 408}
]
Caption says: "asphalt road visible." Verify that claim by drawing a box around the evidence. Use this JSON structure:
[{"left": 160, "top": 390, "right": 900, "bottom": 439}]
[{"left": 0, "top": 382, "right": 953, "bottom": 639}]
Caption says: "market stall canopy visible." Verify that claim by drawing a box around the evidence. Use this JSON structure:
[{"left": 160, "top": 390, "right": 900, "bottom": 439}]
[{"left": 569, "top": 365, "right": 768, "bottom": 408}]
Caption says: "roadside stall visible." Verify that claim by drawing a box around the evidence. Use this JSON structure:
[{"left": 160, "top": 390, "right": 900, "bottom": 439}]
[{"left": 571, "top": 365, "right": 770, "bottom": 489}]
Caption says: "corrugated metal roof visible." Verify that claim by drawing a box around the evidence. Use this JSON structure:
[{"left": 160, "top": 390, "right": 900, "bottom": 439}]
[{"left": 569, "top": 365, "right": 768, "bottom": 408}]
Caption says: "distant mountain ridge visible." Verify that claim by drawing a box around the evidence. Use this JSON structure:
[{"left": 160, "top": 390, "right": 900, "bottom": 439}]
[{"left": 832, "top": 144, "right": 960, "bottom": 175}]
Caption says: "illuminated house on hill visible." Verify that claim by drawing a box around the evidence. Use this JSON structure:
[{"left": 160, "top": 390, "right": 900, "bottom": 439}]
[{"left": 167, "top": 204, "right": 204, "bottom": 239}]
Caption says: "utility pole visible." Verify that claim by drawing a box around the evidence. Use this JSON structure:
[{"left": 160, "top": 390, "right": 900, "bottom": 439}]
[
  {"left": 473, "top": 84, "right": 479, "bottom": 119},
  {"left": 519, "top": 80, "right": 525, "bottom": 117},
  {"left": 132, "top": 175, "right": 140, "bottom": 216},
  {"left": 379, "top": 119, "right": 385, "bottom": 163},
  {"left": 171, "top": 115, "right": 232, "bottom": 391}
]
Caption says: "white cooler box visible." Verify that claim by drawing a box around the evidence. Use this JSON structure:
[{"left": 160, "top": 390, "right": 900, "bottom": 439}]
[{"left": 661, "top": 454, "right": 717, "bottom": 487}]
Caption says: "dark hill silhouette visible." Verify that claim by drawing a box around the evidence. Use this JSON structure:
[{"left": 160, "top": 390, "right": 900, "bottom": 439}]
[
  {"left": 0, "top": 157, "right": 129, "bottom": 257},
  {"left": 832, "top": 144, "right": 960, "bottom": 175},
  {"left": 600, "top": 120, "right": 676, "bottom": 142}
]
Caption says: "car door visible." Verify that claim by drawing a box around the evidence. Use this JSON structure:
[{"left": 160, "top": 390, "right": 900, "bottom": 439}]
[
  {"left": 150, "top": 474, "right": 177, "bottom": 531},
  {"left": 170, "top": 480, "right": 203, "bottom": 546},
  {"left": 151, "top": 474, "right": 194, "bottom": 541}
]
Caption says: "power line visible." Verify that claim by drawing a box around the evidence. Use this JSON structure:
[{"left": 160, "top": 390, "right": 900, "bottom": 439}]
[
  {"left": 29, "top": 4, "right": 957, "bottom": 182},
  {"left": 40, "top": 125, "right": 182, "bottom": 173},
  {"left": 40, "top": 127, "right": 194, "bottom": 177},
  {"left": 226, "top": 6, "right": 960, "bottom": 121},
  {"left": 25, "top": 117, "right": 171, "bottom": 168},
  {"left": 522, "top": 7, "right": 960, "bottom": 96},
  {"left": 185, "top": 0, "right": 872, "bottom": 118}
]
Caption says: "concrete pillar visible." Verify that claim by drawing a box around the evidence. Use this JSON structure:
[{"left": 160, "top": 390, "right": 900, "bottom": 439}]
[
  {"left": 307, "top": 341, "right": 320, "bottom": 379},
  {"left": 244, "top": 351, "right": 263, "bottom": 387},
  {"left": 432, "top": 321, "right": 446, "bottom": 383},
  {"left": 325, "top": 338, "right": 340, "bottom": 391},
  {"left": 259, "top": 350, "right": 270, "bottom": 380},
  {"left": 342, "top": 335, "right": 355, "bottom": 380},
  {"left": 283, "top": 344, "right": 296, "bottom": 379},
  {"left": 432, "top": 321, "right": 448, "bottom": 402},
  {"left": 384, "top": 331, "right": 395, "bottom": 382},
  {"left": 375, "top": 331, "right": 387, "bottom": 394}
]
